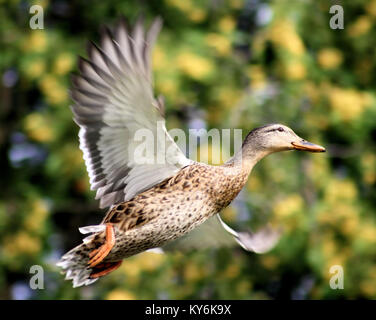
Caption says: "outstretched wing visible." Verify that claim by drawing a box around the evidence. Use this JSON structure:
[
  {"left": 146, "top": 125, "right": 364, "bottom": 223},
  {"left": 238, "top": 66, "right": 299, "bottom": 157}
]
[
  {"left": 71, "top": 17, "right": 192, "bottom": 208},
  {"left": 161, "top": 214, "right": 282, "bottom": 254}
]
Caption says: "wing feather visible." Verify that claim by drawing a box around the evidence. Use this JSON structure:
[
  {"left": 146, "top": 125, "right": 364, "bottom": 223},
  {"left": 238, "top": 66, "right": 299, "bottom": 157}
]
[
  {"left": 162, "top": 214, "right": 282, "bottom": 254},
  {"left": 71, "top": 17, "right": 191, "bottom": 209}
]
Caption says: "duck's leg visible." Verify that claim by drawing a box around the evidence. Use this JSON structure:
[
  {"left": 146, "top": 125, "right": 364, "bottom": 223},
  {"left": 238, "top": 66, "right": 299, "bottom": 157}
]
[
  {"left": 89, "top": 261, "right": 122, "bottom": 279},
  {"left": 88, "top": 223, "right": 115, "bottom": 267}
]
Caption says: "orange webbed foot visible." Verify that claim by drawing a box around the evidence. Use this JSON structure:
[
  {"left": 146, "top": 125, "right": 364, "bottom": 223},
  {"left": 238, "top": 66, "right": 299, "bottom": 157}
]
[
  {"left": 88, "top": 223, "right": 115, "bottom": 268},
  {"left": 89, "top": 261, "right": 122, "bottom": 279}
]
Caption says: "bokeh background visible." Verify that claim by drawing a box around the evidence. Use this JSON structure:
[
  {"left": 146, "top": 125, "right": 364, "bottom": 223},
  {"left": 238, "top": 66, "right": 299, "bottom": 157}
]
[{"left": 1, "top": 0, "right": 376, "bottom": 300}]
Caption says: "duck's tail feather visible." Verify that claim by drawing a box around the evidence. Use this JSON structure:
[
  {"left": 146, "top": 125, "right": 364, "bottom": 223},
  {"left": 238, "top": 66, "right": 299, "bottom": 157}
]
[{"left": 56, "top": 225, "right": 106, "bottom": 288}]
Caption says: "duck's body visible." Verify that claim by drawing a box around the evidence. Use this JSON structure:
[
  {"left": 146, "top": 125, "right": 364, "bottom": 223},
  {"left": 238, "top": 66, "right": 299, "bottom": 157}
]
[
  {"left": 57, "top": 17, "right": 325, "bottom": 287},
  {"left": 59, "top": 161, "right": 249, "bottom": 286},
  {"left": 89, "top": 161, "right": 250, "bottom": 259},
  {"left": 104, "top": 162, "right": 247, "bottom": 258}
]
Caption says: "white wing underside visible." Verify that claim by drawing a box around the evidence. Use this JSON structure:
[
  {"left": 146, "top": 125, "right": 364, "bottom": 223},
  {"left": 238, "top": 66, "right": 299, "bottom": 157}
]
[
  {"left": 71, "top": 17, "right": 191, "bottom": 208},
  {"left": 157, "top": 214, "right": 282, "bottom": 254}
]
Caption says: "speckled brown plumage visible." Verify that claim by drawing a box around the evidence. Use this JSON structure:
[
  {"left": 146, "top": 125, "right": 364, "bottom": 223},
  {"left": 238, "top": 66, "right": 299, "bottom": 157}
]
[{"left": 88, "top": 161, "right": 250, "bottom": 262}]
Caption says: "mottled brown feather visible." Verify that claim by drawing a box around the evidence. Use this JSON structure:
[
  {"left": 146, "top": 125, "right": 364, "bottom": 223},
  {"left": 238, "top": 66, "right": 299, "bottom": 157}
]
[{"left": 93, "top": 161, "right": 250, "bottom": 262}]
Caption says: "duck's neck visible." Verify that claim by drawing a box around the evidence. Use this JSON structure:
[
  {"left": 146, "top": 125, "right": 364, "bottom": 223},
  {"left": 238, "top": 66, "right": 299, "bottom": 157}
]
[{"left": 226, "top": 143, "right": 271, "bottom": 176}]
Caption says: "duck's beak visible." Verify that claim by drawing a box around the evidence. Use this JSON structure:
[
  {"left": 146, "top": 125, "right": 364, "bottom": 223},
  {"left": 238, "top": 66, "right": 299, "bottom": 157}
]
[{"left": 291, "top": 140, "right": 326, "bottom": 153}]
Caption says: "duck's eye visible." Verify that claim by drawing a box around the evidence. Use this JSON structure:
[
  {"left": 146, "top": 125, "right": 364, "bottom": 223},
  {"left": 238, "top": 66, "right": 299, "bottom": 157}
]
[{"left": 277, "top": 127, "right": 284, "bottom": 132}]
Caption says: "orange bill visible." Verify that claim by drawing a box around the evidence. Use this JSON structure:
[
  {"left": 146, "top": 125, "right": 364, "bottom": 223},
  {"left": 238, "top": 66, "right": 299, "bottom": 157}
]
[{"left": 291, "top": 140, "right": 326, "bottom": 153}]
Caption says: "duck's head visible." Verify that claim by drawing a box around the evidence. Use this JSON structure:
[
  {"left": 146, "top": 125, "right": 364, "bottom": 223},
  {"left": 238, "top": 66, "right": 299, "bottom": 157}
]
[{"left": 243, "top": 123, "right": 326, "bottom": 154}]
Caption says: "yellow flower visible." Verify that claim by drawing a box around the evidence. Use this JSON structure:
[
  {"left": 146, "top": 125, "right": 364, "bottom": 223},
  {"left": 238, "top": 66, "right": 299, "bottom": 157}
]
[
  {"left": 38, "top": 74, "right": 68, "bottom": 105},
  {"left": 106, "top": 289, "right": 136, "bottom": 300},
  {"left": 364, "top": 172, "right": 376, "bottom": 186},
  {"left": 218, "top": 16, "right": 236, "bottom": 33},
  {"left": 222, "top": 264, "right": 240, "bottom": 279},
  {"left": 328, "top": 87, "right": 372, "bottom": 122},
  {"left": 252, "top": 34, "right": 267, "bottom": 57},
  {"left": 324, "top": 178, "right": 358, "bottom": 204},
  {"left": 118, "top": 252, "right": 165, "bottom": 286},
  {"left": 308, "top": 154, "right": 330, "bottom": 188},
  {"left": 273, "top": 194, "right": 304, "bottom": 218},
  {"left": 360, "top": 267, "right": 376, "bottom": 297},
  {"left": 22, "top": 58, "right": 46, "bottom": 80},
  {"left": 3, "top": 232, "right": 41, "bottom": 257},
  {"left": 24, "top": 199, "right": 49, "bottom": 232},
  {"left": 321, "top": 235, "right": 336, "bottom": 257},
  {"left": 24, "top": 112, "right": 54, "bottom": 143},
  {"left": 247, "top": 175, "right": 262, "bottom": 192},
  {"left": 304, "top": 113, "right": 329, "bottom": 130},
  {"left": 47, "top": 89, "right": 68, "bottom": 105},
  {"left": 183, "top": 262, "right": 203, "bottom": 282},
  {"left": 53, "top": 53, "right": 75, "bottom": 75},
  {"left": 260, "top": 255, "right": 279, "bottom": 270},
  {"left": 166, "top": 0, "right": 193, "bottom": 12},
  {"left": 215, "top": 86, "right": 242, "bottom": 109},
  {"left": 361, "top": 153, "right": 376, "bottom": 185},
  {"left": 188, "top": 8, "right": 207, "bottom": 23},
  {"left": 221, "top": 206, "right": 237, "bottom": 223},
  {"left": 39, "top": 74, "right": 58, "bottom": 92},
  {"left": 120, "top": 259, "right": 141, "bottom": 283},
  {"left": 304, "top": 82, "right": 320, "bottom": 103},
  {"left": 23, "top": 30, "right": 48, "bottom": 53},
  {"left": 31, "top": 0, "right": 49, "bottom": 9},
  {"left": 284, "top": 61, "right": 306, "bottom": 80},
  {"left": 155, "top": 76, "right": 179, "bottom": 99},
  {"left": 366, "top": 0, "right": 376, "bottom": 16},
  {"left": 61, "top": 144, "right": 85, "bottom": 173},
  {"left": 317, "top": 48, "right": 343, "bottom": 69},
  {"left": 360, "top": 280, "right": 376, "bottom": 297},
  {"left": 247, "top": 65, "right": 267, "bottom": 89},
  {"left": 206, "top": 33, "right": 231, "bottom": 56},
  {"left": 269, "top": 19, "right": 305, "bottom": 56},
  {"left": 229, "top": 0, "right": 244, "bottom": 9},
  {"left": 166, "top": 0, "right": 206, "bottom": 22},
  {"left": 348, "top": 16, "right": 372, "bottom": 37},
  {"left": 358, "top": 222, "right": 376, "bottom": 243},
  {"left": 236, "top": 280, "right": 252, "bottom": 295},
  {"left": 316, "top": 204, "right": 359, "bottom": 232},
  {"left": 317, "top": 202, "right": 360, "bottom": 238},
  {"left": 136, "top": 251, "right": 166, "bottom": 271},
  {"left": 341, "top": 214, "right": 359, "bottom": 237},
  {"left": 152, "top": 45, "right": 168, "bottom": 71},
  {"left": 177, "top": 52, "right": 214, "bottom": 80}
]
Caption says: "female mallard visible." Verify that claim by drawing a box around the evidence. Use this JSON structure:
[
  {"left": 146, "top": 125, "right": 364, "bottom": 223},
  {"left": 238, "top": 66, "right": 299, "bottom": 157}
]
[{"left": 57, "top": 17, "right": 325, "bottom": 287}]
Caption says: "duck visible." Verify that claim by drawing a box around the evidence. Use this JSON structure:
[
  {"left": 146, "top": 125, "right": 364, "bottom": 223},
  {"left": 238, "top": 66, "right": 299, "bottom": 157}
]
[{"left": 57, "top": 16, "right": 325, "bottom": 287}]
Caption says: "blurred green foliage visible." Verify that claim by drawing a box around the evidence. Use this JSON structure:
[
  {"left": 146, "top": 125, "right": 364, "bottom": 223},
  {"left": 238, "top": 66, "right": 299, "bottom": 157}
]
[{"left": 1, "top": 0, "right": 376, "bottom": 299}]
